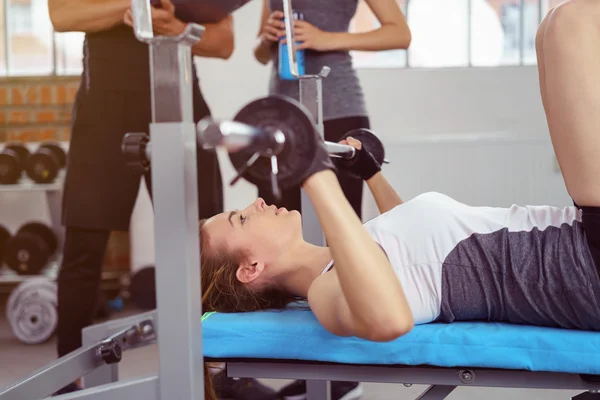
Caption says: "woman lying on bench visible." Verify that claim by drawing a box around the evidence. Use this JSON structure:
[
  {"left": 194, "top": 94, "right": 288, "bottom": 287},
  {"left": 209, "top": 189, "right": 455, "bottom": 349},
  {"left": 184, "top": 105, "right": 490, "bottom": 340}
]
[
  {"left": 201, "top": 0, "right": 600, "bottom": 337},
  {"left": 199, "top": 1, "right": 600, "bottom": 396}
]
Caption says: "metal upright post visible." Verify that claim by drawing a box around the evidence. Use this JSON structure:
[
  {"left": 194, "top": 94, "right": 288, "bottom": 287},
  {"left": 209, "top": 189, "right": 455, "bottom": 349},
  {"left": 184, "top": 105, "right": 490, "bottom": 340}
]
[
  {"left": 130, "top": 0, "right": 205, "bottom": 399},
  {"left": 282, "top": 0, "right": 330, "bottom": 247}
]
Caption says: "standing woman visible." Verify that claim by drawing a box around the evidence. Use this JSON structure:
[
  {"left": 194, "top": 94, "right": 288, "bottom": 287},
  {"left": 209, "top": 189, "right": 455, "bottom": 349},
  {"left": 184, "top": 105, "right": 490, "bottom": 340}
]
[
  {"left": 253, "top": 0, "right": 411, "bottom": 220},
  {"left": 253, "top": 1, "right": 410, "bottom": 398},
  {"left": 46, "top": 1, "right": 274, "bottom": 398}
]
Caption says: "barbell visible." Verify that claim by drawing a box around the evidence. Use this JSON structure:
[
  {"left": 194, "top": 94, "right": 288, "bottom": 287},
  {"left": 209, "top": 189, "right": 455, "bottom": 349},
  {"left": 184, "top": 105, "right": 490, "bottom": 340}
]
[{"left": 122, "top": 95, "right": 387, "bottom": 198}]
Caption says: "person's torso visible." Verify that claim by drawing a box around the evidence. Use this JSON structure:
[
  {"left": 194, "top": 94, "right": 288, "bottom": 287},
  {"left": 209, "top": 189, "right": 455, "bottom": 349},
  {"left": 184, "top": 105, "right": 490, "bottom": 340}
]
[
  {"left": 82, "top": 25, "right": 201, "bottom": 93},
  {"left": 267, "top": 0, "right": 367, "bottom": 121},
  {"left": 362, "top": 192, "right": 600, "bottom": 330},
  {"left": 67, "top": 25, "right": 210, "bottom": 164}
]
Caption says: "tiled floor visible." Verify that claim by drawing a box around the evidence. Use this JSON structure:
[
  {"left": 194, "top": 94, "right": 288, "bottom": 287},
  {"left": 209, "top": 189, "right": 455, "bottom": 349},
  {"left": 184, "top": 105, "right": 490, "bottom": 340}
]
[{"left": 0, "top": 303, "right": 585, "bottom": 400}]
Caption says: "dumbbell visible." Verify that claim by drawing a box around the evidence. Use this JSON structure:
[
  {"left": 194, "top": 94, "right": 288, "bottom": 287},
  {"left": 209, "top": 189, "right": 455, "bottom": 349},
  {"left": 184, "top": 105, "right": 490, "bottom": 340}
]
[
  {"left": 6, "top": 277, "right": 58, "bottom": 344},
  {"left": 0, "top": 224, "right": 11, "bottom": 266},
  {"left": 25, "top": 141, "right": 67, "bottom": 184},
  {"left": 4, "top": 222, "right": 58, "bottom": 275},
  {"left": 129, "top": 266, "right": 156, "bottom": 310},
  {"left": 0, "top": 142, "right": 30, "bottom": 184}
]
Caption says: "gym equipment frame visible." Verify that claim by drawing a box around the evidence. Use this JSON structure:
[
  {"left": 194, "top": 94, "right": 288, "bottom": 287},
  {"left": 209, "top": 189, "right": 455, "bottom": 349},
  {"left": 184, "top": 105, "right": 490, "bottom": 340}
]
[{"left": 0, "top": 0, "right": 226, "bottom": 397}]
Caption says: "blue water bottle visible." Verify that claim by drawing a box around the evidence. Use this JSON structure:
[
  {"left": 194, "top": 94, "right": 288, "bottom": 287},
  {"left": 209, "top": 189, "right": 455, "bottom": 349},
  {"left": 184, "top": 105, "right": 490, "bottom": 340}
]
[{"left": 279, "top": 11, "right": 305, "bottom": 80}]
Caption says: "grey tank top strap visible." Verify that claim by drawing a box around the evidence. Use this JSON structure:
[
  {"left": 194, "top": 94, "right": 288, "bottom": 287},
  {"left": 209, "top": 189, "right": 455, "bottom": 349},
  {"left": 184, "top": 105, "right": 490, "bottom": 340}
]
[{"left": 267, "top": 0, "right": 368, "bottom": 122}]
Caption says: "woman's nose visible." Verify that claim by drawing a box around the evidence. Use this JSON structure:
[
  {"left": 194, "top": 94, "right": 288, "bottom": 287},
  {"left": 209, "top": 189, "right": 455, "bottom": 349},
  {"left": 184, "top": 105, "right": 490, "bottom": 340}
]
[{"left": 255, "top": 198, "right": 266, "bottom": 211}]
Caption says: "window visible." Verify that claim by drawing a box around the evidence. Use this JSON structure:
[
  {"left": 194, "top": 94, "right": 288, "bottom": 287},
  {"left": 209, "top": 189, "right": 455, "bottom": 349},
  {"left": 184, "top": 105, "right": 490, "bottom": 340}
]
[
  {"left": 0, "top": 0, "right": 84, "bottom": 76},
  {"left": 350, "top": 0, "right": 559, "bottom": 68},
  {"left": 0, "top": 0, "right": 570, "bottom": 76}
]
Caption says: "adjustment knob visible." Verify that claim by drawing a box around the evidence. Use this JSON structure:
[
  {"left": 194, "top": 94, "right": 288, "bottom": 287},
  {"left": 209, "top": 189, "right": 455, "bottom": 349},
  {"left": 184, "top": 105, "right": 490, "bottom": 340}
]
[
  {"left": 99, "top": 339, "right": 122, "bottom": 365},
  {"left": 122, "top": 133, "right": 151, "bottom": 173}
]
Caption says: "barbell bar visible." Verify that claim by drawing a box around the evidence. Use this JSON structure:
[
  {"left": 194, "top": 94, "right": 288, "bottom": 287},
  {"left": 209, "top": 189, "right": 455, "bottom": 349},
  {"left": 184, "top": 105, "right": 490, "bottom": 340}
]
[{"left": 122, "top": 95, "right": 388, "bottom": 199}]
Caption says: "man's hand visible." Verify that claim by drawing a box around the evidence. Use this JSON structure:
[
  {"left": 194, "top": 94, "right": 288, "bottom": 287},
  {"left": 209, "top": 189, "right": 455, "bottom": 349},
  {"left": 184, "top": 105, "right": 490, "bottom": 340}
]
[{"left": 123, "top": 0, "right": 187, "bottom": 36}]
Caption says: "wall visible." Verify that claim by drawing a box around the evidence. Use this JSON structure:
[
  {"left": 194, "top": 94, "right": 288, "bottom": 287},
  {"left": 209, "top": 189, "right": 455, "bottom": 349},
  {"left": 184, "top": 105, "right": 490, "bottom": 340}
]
[{"left": 0, "top": 76, "right": 78, "bottom": 142}]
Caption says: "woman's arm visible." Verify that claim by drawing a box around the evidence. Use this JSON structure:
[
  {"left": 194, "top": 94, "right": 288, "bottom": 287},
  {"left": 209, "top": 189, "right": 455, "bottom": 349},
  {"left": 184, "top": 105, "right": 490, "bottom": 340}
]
[
  {"left": 366, "top": 172, "right": 403, "bottom": 214},
  {"left": 335, "top": 136, "right": 402, "bottom": 214},
  {"left": 253, "top": 0, "right": 282, "bottom": 65},
  {"left": 48, "top": 0, "right": 130, "bottom": 33},
  {"left": 294, "top": 0, "right": 411, "bottom": 52},
  {"left": 304, "top": 170, "right": 414, "bottom": 341}
]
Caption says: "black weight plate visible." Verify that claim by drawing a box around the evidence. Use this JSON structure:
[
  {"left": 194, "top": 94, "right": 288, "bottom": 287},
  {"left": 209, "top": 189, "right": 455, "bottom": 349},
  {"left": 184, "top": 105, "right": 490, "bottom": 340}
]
[
  {"left": 4, "top": 232, "right": 50, "bottom": 275},
  {"left": 0, "top": 224, "right": 11, "bottom": 264},
  {"left": 25, "top": 149, "right": 60, "bottom": 184},
  {"left": 0, "top": 151, "right": 22, "bottom": 184},
  {"left": 39, "top": 142, "right": 67, "bottom": 168},
  {"left": 129, "top": 266, "right": 156, "bottom": 310},
  {"left": 341, "top": 128, "right": 386, "bottom": 166},
  {"left": 228, "top": 95, "right": 317, "bottom": 191},
  {"left": 5, "top": 142, "right": 30, "bottom": 165},
  {"left": 18, "top": 222, "right": 57, "bottom": 255}
]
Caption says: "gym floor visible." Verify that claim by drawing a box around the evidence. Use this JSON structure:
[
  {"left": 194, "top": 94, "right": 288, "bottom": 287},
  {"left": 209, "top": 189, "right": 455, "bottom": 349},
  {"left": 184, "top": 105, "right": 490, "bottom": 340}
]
[{"left": 0, "top": 301, "right": 583, "bottom": 400}]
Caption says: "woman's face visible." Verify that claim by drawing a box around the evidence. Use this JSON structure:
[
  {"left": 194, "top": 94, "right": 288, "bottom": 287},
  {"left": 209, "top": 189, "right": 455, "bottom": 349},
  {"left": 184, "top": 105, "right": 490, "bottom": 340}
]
[{"left": 201, "top": 198, "right": 303, "bottom": 282}]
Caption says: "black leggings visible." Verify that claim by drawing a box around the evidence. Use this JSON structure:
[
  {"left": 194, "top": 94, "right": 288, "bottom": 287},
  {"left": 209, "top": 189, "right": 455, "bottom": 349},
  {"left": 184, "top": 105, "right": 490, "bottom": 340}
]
[
  {"left": 56, "top": 227, "right": 110, "bottom": 357},
  {"left": 258, "top": 116, "right": 370, "bottom": 219}
]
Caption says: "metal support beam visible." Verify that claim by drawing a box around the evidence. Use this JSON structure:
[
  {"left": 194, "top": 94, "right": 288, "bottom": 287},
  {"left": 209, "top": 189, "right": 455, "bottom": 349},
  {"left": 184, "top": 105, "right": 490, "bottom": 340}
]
[
  {"left": 415, "top": 385, "right": 456, "bottom": 400},
  {"left": 52, "top": 376, "right": 159, "bottom": 400},
  {"left": 130, "top": 0, "right": 206, "bottom": 397},
  {"left": 307, "top": 380, "right": 331, "bottom": 400},
  {"left": 0, "top": 319, "right": 154, "bottom": 400},
  {"left": 225, "top": 362, "right": 600, "bottom": 391}
]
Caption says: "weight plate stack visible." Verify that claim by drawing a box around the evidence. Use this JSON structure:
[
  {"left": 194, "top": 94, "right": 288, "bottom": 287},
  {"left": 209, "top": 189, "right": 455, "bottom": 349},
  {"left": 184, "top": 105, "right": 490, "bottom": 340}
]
[
  {"left": 0, "top": 143, "right": 30, "bottom": 185},
  {"left": 229, "top": 95, "right": 318, "bottom": 191},
  {"left": 6, "top": 277, "right": 58, "bottom": 344},
  {"left": 0, "top": 224, "right": 11, "bottom": 265},
  {"left": 340, "top": 128, "right": 386, "bottom": 166},
  {"left": 25, "top": 143, "right": 66, "bottom": 184},
  {"left": 4, "top": 222, "right": 57, "bottom": 275},
  {"left": 39, "top": 142, "right": 67, "bottom": 169}
]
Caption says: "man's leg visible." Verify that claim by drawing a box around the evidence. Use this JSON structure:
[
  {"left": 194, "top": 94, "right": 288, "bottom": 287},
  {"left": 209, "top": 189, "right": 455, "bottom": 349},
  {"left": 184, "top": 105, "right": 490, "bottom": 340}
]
[
  {"left": 54, "top": 227, "right": 111, "bottom": 394},
  {"left": 538, "top": 0, "right": 600, "bottom": 207}
]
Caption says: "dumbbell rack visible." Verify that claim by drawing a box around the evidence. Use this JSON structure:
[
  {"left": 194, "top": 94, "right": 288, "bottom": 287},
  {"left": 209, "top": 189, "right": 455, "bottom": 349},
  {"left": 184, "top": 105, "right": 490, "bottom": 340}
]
[
  {"left": 0, "top": 162, "right": 66, "bottom": 294},
  {"left": 0, "top": 142, "right": 125, "bottom": 295}
]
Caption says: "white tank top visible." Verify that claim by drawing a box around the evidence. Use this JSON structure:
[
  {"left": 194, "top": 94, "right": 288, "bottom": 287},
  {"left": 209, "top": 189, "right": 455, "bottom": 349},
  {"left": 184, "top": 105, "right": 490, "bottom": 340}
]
[{"left": 321, "top": 192, "right": 585, "bottom": 326}]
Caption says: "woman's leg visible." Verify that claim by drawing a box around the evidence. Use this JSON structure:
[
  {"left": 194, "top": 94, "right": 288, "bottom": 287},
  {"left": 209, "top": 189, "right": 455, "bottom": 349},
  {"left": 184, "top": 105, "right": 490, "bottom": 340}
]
[
  {"left": 539, "top": 0, "right": 600, "bottom": 206},
  {"left": 324, "top": 116, "right": 371, "bottom": 220},
  {"left": 535, "top": 5, "right": 555, "bottom": 118}
]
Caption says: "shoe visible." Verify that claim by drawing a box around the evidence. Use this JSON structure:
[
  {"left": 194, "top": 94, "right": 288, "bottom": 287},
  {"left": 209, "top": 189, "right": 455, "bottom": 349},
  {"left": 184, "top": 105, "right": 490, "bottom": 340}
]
[
  {"left": 277, "top": 380, "right": 363, "bottom": 400},
  {"left": 212, "top": 370, "right": 278, "bottom": 400}
]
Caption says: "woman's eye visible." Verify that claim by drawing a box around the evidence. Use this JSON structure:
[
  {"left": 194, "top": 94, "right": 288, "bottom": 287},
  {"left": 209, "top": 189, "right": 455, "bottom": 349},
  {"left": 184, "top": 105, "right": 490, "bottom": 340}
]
[{"left": 240, "top": 215, "right": 246, "bottom": 224}]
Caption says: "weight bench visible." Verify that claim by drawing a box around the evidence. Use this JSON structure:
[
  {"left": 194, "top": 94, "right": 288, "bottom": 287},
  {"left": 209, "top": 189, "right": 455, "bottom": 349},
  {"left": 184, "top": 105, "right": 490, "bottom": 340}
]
[
  {"left": 2, "top": 305, "right": 599, "bottom": 400},
  {"left": 202, "top": 307, "right": 600, "bottom": 399}
]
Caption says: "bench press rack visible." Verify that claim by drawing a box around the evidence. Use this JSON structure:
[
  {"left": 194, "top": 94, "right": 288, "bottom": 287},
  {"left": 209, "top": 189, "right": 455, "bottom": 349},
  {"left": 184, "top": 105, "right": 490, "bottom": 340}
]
[
  {"left": 0, "top": 0, "right": 342, "bottom": 397},
  {"left": 0, "top": 0, "right": 248, "bottom": 398}
]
